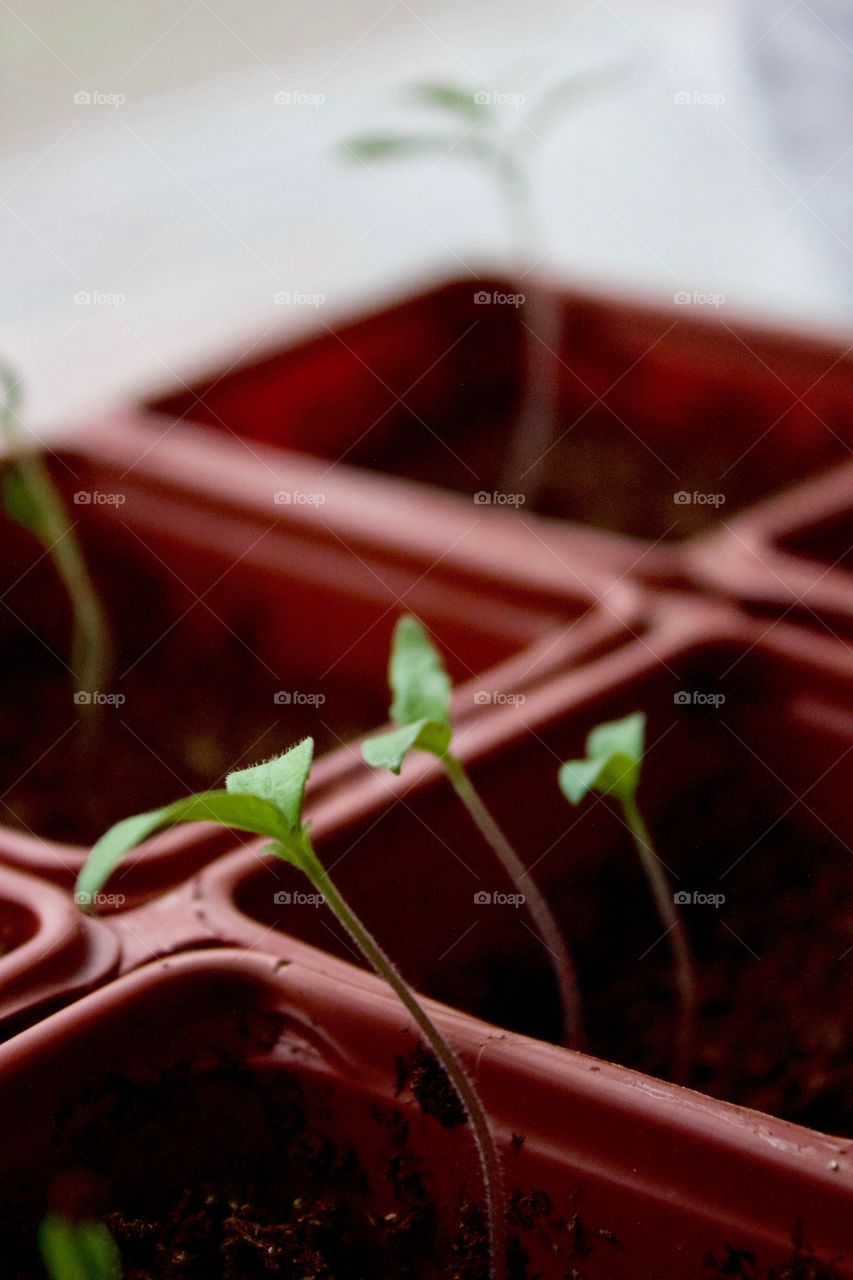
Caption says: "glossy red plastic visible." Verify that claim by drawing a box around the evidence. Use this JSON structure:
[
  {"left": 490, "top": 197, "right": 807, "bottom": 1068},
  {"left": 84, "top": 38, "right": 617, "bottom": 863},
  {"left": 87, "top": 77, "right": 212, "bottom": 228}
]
[
  {"left": 0, "top": 949, "right": 849, "bottom": 1276},
  {"left": 0, "top": 861, "right": 118, "bottom": 1037},
  {"left": 149, "top": 276, "right": 853, "bottom": 584},
  {"left": 691, "top": 459, "right": 853, "bottom": 634},
  {"left": 1, "top": 433, "right": 638, "bottom": 899}
]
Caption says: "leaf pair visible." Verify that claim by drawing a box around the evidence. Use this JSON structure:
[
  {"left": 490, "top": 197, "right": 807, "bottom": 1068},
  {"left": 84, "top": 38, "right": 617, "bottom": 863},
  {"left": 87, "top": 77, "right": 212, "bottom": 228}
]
[
  {"left": 361, "top": 616, "right": 453, "bottom": 774},
  {"left": 344, "top": 68, "right": 624, "bottom": 167},
  {"left": 559, "top": 712, "right": 645, "bottom": 806},
  {"left": 76, "top": 740, "right": 314, "bottom": 907}
]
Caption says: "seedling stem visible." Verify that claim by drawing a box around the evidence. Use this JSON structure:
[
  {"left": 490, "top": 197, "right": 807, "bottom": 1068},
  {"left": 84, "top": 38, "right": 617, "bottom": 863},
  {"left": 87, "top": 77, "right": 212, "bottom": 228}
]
[
  {"left": 0, "top": 366, "right": 109, "bottom": 708},
  {"left": 559, "top": 712, "right": 697, "bottom": 1083},
  {"left": 363, "top": 615, "right": 584, "bottom": 1050},
  {"left": 76, "top": 739, "right": 507, "bottom": 1280}
]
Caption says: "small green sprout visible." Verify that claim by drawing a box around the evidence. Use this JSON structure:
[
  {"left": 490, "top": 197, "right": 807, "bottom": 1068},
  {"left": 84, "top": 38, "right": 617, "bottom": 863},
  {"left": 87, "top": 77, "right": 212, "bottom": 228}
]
[
  {"left": 559, "top": 712, "right": 697, "bottom": 1084},
  {"left": 76, "top": 738, "right": 507, "bottom": 1280},
  {"left": 0, "top": 364, "right": 110, "bottom": 709},
  {"left": 39, "top": 1215, "right": 121, "bottom": 1280},
  {"left": 342, "top": 68, "right": 622, "bottom": 505},
  {"left": 363, "top": 615, "right": 584, "bottom": 1050}
]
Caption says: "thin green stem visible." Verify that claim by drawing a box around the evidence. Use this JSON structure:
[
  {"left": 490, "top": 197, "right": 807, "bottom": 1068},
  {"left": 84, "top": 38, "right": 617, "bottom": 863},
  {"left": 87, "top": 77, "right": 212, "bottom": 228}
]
[
  {"left": 304, "top": 849, "right": 507, "bottom": 1280},
  {"left": 0, "top": 367, "right": 110, "bottom": 705},
  {"left": 443, "top": 752, "right": 584, "bottom": 1051},
  {"left": 621, "top": 794, "right": 697, "bottom": 1085}
]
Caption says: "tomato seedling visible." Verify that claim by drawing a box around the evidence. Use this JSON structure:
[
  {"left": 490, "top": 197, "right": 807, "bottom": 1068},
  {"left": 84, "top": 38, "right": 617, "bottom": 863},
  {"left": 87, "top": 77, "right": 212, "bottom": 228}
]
[
  {"left": 559, "top": 711, "right": 697, "bottom": 1084},
  {"left": 342, "top": 70, "right": 620, "bottom": 505},
  {"left": 363, "top": 614, "right": 584, "bottom": 1049},
  {"left": 76, "top": 737, "right": 508, "bottom": 1280}
]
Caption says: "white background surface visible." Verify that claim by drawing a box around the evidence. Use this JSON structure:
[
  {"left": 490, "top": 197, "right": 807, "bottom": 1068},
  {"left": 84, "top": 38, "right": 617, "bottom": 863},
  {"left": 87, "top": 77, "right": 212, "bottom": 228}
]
[{"left": 1, "top": 0, "right": 852, "bottom": 435}]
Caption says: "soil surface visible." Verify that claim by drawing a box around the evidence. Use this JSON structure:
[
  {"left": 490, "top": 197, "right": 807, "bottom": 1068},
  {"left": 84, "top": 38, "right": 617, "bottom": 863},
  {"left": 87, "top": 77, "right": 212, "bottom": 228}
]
[
  {"left": 352, "top": 401, "right": 797, "bottom": 541},
  {"left": 2, "top": 1049, "right": 844, "bottom": 1280},
  {"left": 424, "top": 774, "right": 853, "bottom": 1138},
  {"left": 0, "top": 538, "right": 379, "bottom": 846}
]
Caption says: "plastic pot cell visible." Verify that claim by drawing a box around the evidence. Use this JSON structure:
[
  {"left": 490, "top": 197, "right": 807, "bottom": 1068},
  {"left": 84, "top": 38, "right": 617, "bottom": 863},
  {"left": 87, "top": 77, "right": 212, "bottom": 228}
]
[
  {"left": 691, "top": 458, "right": 853, "bottom": 634},
  {"left": 149, "top": 275, "right": 853, "bottom": 578},
  {"left": 0, "top": 861, "right": 118, "bottom": 1039},
  {"left": 142, "top": 602, "right": 853, "bottom": 1141},
  {"left": 0, "top": 950, "right": 849, "bottom": 1278},
  {"left": 0, "top": 438, "right": 632, "bottom": 898}
]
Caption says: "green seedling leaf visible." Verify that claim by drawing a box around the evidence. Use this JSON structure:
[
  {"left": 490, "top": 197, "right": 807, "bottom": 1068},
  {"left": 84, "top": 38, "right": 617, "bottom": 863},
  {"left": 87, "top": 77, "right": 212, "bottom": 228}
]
[
  {"left": 362, "top": 616, "right": 454, "bottom": 774},
  {"left": 559, "top": 711, "right": 645, "bottom": 805},
  {"left": 409, "top": 80, "right": 491, "bottom": 122},
  {"left": 76, "top": 791, "right": 289, "bottom": 909},
  {"left": 2, "top": 467, "right": 41, "bottom": 535},
  {"left": 389, "top": 615, "right": 452, "bottom": 726},
  {"left": 226, "top": 737, "right": 313, "bottom": 832},
  {"left": 362, "top": 718, "right": 452, "bottom": 774},
  {"left": 342, "top": 132, "right": 455, "bottom": 163},
  {"left": 39, "top": 1215, "right": 121, "bottom": 1280}
]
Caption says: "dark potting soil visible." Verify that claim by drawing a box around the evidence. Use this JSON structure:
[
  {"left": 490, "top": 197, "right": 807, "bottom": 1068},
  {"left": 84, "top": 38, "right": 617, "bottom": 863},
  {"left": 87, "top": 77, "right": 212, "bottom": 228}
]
[
  {"left": 3, "top": 1050, "right": 845, "bottom": 1280},
  {"left": 427, "top": 774, "right": 853, "bottom": 1138},
  {"left": 0, "top": 1048, "right": 585, "bottom": 1280},
  {"left": 351, "top": 398, "right": 815, "bottom": 542},
  {"left": 0, "top": 544, "right": 379, "bottom": 847}
]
